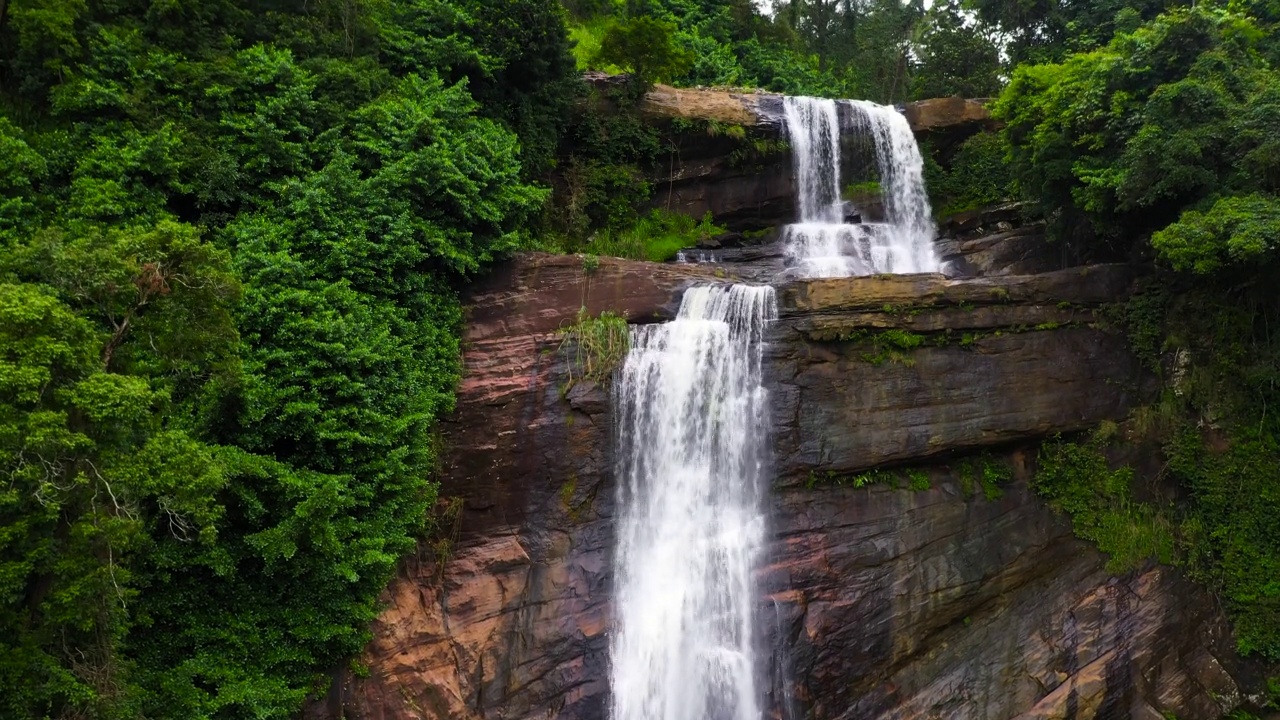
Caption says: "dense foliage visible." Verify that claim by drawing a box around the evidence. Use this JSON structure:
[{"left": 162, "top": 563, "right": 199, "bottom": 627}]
[
  {"left": 997, "top": 7, "right": 1280, "bottom": 261},
  {"left": 565, "top": 0, "right": 1008, "bottom": 102},
  {"left": 4, "top": 0, "right": 1280, "bottom": 714},
  {"left": 996, "top": 3, "right": 1280, "bottom": 665},
  {"left": 0, "top": 1, "right": 573, "bottom": 717}
]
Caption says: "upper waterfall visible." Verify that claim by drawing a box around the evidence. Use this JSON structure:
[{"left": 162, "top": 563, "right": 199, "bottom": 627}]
[{"left": 781, "top": 96, "right": 940, "bottom": 278}]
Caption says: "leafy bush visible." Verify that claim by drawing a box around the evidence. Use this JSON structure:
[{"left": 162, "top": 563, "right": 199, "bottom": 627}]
[
  {"left": 1034, "top": 438, "right": 1176, "bottom": 574},
  {"left": 996, "top": 7, "right": 1280, "bottom": 259},
  {"left": 570, "top": 15, "right": 624, "bottom": 72},
  {"left": 1152, "top": 194, "right": 1280, "bottom": 274},
  {"left": 957, "top": 455, "right": 1011, "bottom": 501},
  {"left": 931, "top": 132, "right": 1018, "bottom": 216},
  {"left": 1168, "top": 428, "right": 1280, "bottom": 659},
  {"left": 583, "top": 210, "right": 724, "bottom": 262}
]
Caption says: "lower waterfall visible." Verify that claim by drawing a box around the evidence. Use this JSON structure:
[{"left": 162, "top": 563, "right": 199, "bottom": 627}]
[{"left": 610, "top": 284, "right": 777, "bottom": 720}]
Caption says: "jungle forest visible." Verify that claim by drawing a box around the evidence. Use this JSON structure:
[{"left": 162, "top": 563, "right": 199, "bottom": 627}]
[{"left": 2, "top": 0, "right": 1279, "bottom": 718}]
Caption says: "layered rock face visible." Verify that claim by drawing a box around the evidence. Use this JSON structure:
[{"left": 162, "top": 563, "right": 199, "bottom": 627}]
[
  {"left": 614, "top": 77, "right": 994, "bottom": 136},
  {"left": 308, "top": 255, "right": 1246, "bottom": 720},
  {"left": 771, "top": 475, "right": 1240, "bottom": 720},
  {"left": 580, "top": 75, "right": 995, "bottom": 230},
  {"left": 769, "top": 266, "right": 1144, "bottom": 480}
]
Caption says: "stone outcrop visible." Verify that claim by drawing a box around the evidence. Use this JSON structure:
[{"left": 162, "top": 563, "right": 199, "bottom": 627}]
[
  {"left": 900, "top": 96, "right": 999, "bottom": 133},
  {"left": 769, "top": 266, "right": 1147, "bottom": 480},
  {"left": 581, "top": 74, "right": 997, "bottom": 229},
  {"left": 307, "top": 255, "right": 1251, "bottom": 720},
  {"left": 584, "top": 75, "right": 996, "bottom": 136},
  {"left": 936, "top": 202, "right": 1060, "bottom": 277},
  {"left": 639, "top": 82, "right": 779, "bottom": 129}
]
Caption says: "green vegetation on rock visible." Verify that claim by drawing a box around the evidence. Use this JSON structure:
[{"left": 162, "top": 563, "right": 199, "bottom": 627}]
[
  {"left": 806, "top": 454, "right": 1011, "bottom": 499},
  {"left": 583, "top": 210, "right": 724, "bottom": 262},
  {"left": 1034, "top": 436, "right": 1177, "bottom": 574},
  {"left": 560, "top": 308, "right": 631, "bottom": 384},
  {"left": 999, "top": 3, "right": 1280, "bottom": 665}
]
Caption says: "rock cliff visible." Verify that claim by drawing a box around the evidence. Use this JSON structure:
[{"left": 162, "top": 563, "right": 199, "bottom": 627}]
[
  {"left": 307, "top": 255, "right": 1247, "bottom": 720},
  {"left": 581, "top": 75, "right": 996, "bottom": 230},
  {"left": 599, "top": 76, "right": 995, "bottom": 136}
]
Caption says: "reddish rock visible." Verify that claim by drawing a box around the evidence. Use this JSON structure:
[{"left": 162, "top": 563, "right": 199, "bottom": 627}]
[{"left": 307, "top": 255, "right": 1248, "bottom": 720}]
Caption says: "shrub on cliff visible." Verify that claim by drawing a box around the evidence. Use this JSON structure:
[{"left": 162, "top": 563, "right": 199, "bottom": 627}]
[
  {"left": 595, "top": 15, "right": 695, "bottom": 92},
  {"left": 998, "top": 4, "right": 1280, "bottom": 662}
]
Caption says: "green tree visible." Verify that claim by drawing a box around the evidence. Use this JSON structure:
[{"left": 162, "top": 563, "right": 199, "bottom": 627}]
[
  {"left": 1152, "top": 194, "right": 1280, "bottom": 274},
  {"left": 0, "top": 1, "right": 562, "bottom": 716},
  {"left": 911, "top": 0, "right": 1003, "bottom": 100},
  {"left": 595, "top": 15, "right": 695, "bottom": 89},
  {"left": 0, "top": 279, "right": 230, "bottom": 718},
  {"left": 996, "top": 8, "right": 1277, "bottom": 260},
  {"left": 969, "top": 0, "right": 1188, "bottom": 64}
]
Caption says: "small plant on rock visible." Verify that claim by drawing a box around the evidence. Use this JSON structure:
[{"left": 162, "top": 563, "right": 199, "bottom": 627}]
[{"left": 560, "top": 308, "right": 630, "bottom": 384}]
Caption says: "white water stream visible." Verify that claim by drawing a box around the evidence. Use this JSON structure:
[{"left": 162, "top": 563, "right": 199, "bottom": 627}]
[
  {"left": 609, "top": 94, "right": 940, "bottom": 720},
  {"left": 610, "top": 285, "right": 777, "bottom": 720},
  {"left": 781, "top": 96, "right": 940, "bottom": 277}
]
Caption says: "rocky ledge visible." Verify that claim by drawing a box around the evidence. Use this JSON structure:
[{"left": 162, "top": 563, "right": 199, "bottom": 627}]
[
  {"left": 769, "top": 265, "right": 1148, "bottom": 480},
  {"left": 582, "top": 73, "right": 997, "bottom": 229},
  {"left": 306, "top": 255, "right": 1247, "bottom": 720},
  {"left": 585, "top": 74, "right": 995, "bottom": 136}
]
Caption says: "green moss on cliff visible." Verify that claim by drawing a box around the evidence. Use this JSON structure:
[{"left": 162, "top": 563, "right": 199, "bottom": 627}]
[
  {"left": 582, "top": 210, "right": 725, "bottom": 262},
  {"left": 805, "top": 454, "right": 1012, "bottom": 499},
  {"left": 1033, "top": 435, "right": 1176, "bottom": 574}
]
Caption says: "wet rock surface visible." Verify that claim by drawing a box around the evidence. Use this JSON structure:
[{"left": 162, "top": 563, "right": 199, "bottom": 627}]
[
  {"left": 581, "top": 77, "right": 998, "bottom": 232},
  {"left": 307, "top": 255, "right": 1248, "bottom": 720},
  {"left": 770, "top": 467, "right": 1241, "bottom": 720},
  {"left": 935, "top": 203, "right": 1059, "bottom": 277}
]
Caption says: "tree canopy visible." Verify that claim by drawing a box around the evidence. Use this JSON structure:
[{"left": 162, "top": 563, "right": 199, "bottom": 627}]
[{"left": 0, "top": 0, "right": 573, "bottom": 717}]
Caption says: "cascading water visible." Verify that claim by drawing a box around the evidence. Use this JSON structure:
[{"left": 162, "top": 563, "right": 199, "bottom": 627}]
[
  {"left": 609, "top": 93, "right": 938, "bottom": 720},
  {"left": 782, "top": 95, "right": 843, "bottom": 225},
  {"left": 781, "top": 96, "right": 940, "bottom": 278},
  {"left": 611, "top": 284, "right": 777, "bottom": 720}
]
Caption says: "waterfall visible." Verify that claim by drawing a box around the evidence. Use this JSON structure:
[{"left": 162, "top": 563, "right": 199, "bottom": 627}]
[
  {"left": 611, "top": 284, "right": 777, "bottom": 720},
  {"left": 607, "top": 93, "right": 936, "bottom": 720},
  {"left": 782, "top": 95, "right": 843, "bottom": 224},
  {"left": 781, "top": 96, "right": 940, "bottom": 278}
]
